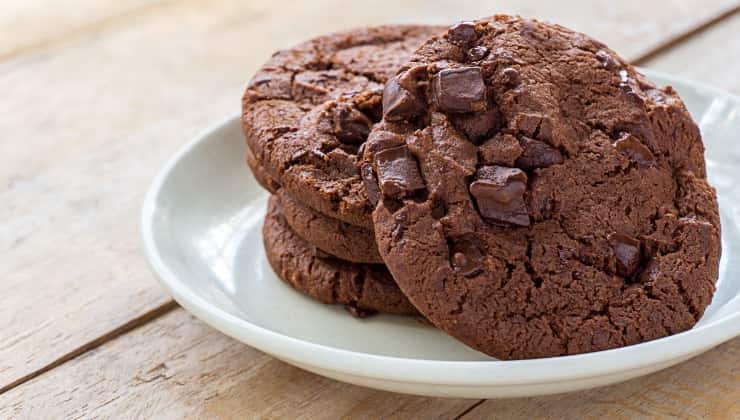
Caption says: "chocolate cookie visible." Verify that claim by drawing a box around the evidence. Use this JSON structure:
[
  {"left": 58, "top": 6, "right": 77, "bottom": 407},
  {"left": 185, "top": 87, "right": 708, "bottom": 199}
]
[
  {"left": 277, "top": 189, "right": 382, "bottom": 264},
  {"left": 243, "top": 25, "right": 442, "bottom": 229},
  {"left": 246, "top": 148, "right": 280, "bottom": 193},
  {"left": 364, "top": 16, "right": 721, "bottom": 359},
  {"left": 263, "top": 195, "right": 417, "bottom": 316}
]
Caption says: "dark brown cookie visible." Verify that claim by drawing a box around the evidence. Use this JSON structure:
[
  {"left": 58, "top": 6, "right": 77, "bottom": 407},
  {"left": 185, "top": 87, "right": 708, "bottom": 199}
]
[
  {"left": 277, "top": 189, "right": 382, "bottom": 264},
  {"left": 364, "top": 16, "right": 721, "bottom": 359},
  {"left": 246, "top": 148, "right": 280, "bottom": 193},
  {"left": 263, "top": 195, "right": 417, "bottom": 316},
  {"left": 243, "top": 25, "right": 442, "bottom": 229}
]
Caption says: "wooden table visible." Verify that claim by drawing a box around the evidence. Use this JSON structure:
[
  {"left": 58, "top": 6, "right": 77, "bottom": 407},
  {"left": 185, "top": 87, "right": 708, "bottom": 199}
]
[{"left": 1, "top": 1, "right": 739, "bottom": 418}]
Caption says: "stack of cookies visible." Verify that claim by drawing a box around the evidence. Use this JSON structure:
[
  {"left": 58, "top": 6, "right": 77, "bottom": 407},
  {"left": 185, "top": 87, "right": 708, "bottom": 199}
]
[{"left": 242, "top": 16, "right": 721, "bottom": 359}]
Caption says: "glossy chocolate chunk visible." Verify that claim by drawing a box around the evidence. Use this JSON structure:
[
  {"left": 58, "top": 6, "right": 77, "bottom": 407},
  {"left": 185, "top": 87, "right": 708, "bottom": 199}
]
[
  {"left": 450, "top": 238, "right": 486, "bottom": 277},
  {"left": 450, "top": 108, "right": 501, "bottom": 143},
  {"left": 432, "top": 67, "right": 487, "bottom": 113},
  {"left": 448, "top": 22, "right": 478, "bottom": 45},
  {"left": 382, "top": 70, "right": 425, "bottom": 121},
  {"left": 374, "top": 145, "right": 425, "bottom": 199},
  {"left": 361, "top": 164, "right": 381, "bottom": 206},
  {"left": 609, "top": 233, "right": 641, "bottom": 277},
  {"left": 501, "top": 67, "right": 521, "bottom": 86},
  {"left": 516, "top": 137, "right": 564, "bottom": 169},
  {"left": 331, "top": 102, "right": 372, "bottom": 144},
  {"left": 614, "top": 132, "right": 655, "bottom": 167},
  {"left": 469, "top": 165, "right": 529, "bottom": 226},
  {"left": 468, "top": 45, "right": 489, "bottom": 61}
]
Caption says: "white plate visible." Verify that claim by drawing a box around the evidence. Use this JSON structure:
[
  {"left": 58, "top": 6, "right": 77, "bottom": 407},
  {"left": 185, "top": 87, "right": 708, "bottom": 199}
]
[{"left": 142, "top": 70, "right": 740, "bottom": 398}]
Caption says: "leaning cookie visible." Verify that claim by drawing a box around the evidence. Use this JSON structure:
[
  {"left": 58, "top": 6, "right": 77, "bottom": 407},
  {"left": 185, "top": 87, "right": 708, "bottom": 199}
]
[
  {"left": 243, "top": 25, "right": 442, "bottom": 229},
  {"left": 364, "top": 16, "right": 720, "bottom": 359},
  {"left": 277, "top": 189, "right": 383, "bottom": 264},
  {"left": 263, "top": 195, "right": 417, "bottom": 317}
]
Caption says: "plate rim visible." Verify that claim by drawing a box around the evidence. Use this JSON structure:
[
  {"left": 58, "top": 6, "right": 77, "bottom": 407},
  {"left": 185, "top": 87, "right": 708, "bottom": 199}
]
[{"left": 141, "top": 69, "right": 740, "bottom": 387}]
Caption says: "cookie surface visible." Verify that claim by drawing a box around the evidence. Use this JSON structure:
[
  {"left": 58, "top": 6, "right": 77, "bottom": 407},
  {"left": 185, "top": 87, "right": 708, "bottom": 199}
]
[
  {"left": 364, "top": 16, "right": 721, "bottom": 359},
  {"left": 247, "top": 148, "right": 280, "bottom": 194},
  {"left": 277, "top": 189, "right": 382, "bottom": 264},
  {"left": 243, "top": 25, "right": 442, "bottom": 229},
  {"left": 263, "top": 195, "right": 417, "bottom": 316}
]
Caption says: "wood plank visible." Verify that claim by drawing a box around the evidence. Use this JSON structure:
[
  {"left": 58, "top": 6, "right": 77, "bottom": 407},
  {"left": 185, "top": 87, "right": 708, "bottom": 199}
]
[
  {"left": 1, "top": 0, "right": 738, "bottom": 400},
  {"left": 459, "top": 339, "right": 739, "bottom": 419},
  {"left": 461, "top": 11, "right": 740, "bottom": 420},
  {"left": 0, "top": 309, "right": 476, "bottom": 419},
  {"left": 0, "top": 0, "right": 169, "bottom": 60},
  {"left": 642, "top": 10, "right": 740, "bottom": 94}
]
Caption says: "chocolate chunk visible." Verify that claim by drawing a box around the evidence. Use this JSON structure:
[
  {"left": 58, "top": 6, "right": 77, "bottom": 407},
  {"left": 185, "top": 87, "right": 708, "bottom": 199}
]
[
  {"left": 450, "top": 238, "right": 486, "bottom": 277},
  {"left": 450, "top": 108, "right": 501, "bottom": 143},
  {"left": 478, "top": 134, "right": 523, "bottom": 166},
  {"left": 614, "top": 132, "right": 655, "bottom": 167},
  {"left": 469, "top": 166, "right": 529, "bottom": 226},
  {"left": 448, "top": 22, "right": 478, "bottom": 45},
  {"left": 432, "top": 67, "right": 487, "bottom": 113},
  {"left": 516, "top": 137, "right": 563, "bottom": 169},
  {"left": 330, "top": 102, "right": 372, "bottom": 144},
  {"left": 345, "top": 304, "right": 377, "bottom": 318},
  {"left": 374, "top": 145, "right": 425, "bottom": 199},
  {"left": 468, "top": 46, "right": 489, "bottom": 61},
  {"left": 609, "top": 233, "right": 641, "bottom": 277},
  {"left": 361, "top": 164, "right": 381, "bottom": 206},
  {"left": 501, "top": 67, "right": 521, "bottom": 86},
  {"left": 382, "top": 72, "right": 425, "bottom": 121},
  {"left": 595, "top": 50, "right": 619, "bottom": 71}
]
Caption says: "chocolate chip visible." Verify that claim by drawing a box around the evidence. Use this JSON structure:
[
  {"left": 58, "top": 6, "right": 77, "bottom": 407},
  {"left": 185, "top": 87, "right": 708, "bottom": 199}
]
[
  {"left": 345, "top": 304, "right": 376, "bottom": 318},
  {"left": 501, "top": 67, "right": 521, "bottom": 86},
  {"left": 432, "top": 67, "right": 487, "bottom": 113},
  {"left": 595, "top": 50, "right": 620, "bottom": 71},
  {"left": 614, "top": 132, "right": 655, "bottom": 167},
  {"left": 374, "top": 145, "right": 425, "bottom": 199},
  {"left": 431, "top": 198, "right": 446, "bottom": 219},
  {"left": 450, "top": 238, "right": 485, "bottom": 277},
  {"left": 478, "top": 134, "right": 523, "bottom": 166},
  {"left": 361, "top": 164, "right": 381, "bottom": 206},
  {"left": 516, "top": 137, "right": 563, "bottom": 170},
  {"left": 382, "top": 71, "right": 425, "bottom": 121},
  {"left": 468, "top": 46, "right": 489, "bottom": 61},
  {"left": 330, "top": 102, "right": 372, "bottom": 144},
  {"left": 609, "top": 233, "right": 641, "bottom": 277},
  {"left": 469, "top": 166, "right": 530, "bottom": 226},
  {"left": 448, "top": 22, "right": 478, "bottom": 45},
  {"left": 450, "top": 108, "right": 502, "bottom": 143}
]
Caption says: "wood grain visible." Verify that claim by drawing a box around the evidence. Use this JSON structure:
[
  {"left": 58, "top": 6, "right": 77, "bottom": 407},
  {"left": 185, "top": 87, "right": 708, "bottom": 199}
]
[
  {"left": 461, "top": 339, "right": 739, "bottom": 419},
  {"left": 1, "top": 0, "right": 739, "bottom": 416},
  {"left": 0, "top": 310, "right": 475, "bottom": 419},
  {"left": 0, "top": 0, "right": 169, "bottom": 60}
]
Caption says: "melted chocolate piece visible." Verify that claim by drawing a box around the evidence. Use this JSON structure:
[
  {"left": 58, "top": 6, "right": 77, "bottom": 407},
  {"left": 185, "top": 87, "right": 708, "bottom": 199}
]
[
  {"left": 450, "top": 238, "right": 486, "bottom": 277},
  {"left": 468, "top": 45, "right": 489, "bottom": 61},
  {"left": 448, "top": 22, "right": 478, "bottom": 46},
  {"left": 501, "top": 67, "right": 521, "bottom": 86},
  {"left": 374, "top": 145, "right": 425, "bottom": 199},
  {"left": 432, "top": 67, "right": 487, "bottom": 113},
  {"left": 469, "top": 166, "right": 530, "bottom": 226},
  {"left": 609, "top": 233, "right": 642, "bottom": 277},
  {"left": 331, "top": 102, "right": 372, "bottom": 144},
  {"left": 516, "top": 137, "right": 564, "bottom": 169},
  {"left": 450, "top": 108, "right": 502, "bottom": 143},
  {"left": 382, "top": 69, "right": 425, "bottom": 121},
  {"left": 614, "top": 132, "right": 655, "bottom": 167},
  {"left": 361, "top": 164, "right": 381, "bottom": 206}
]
